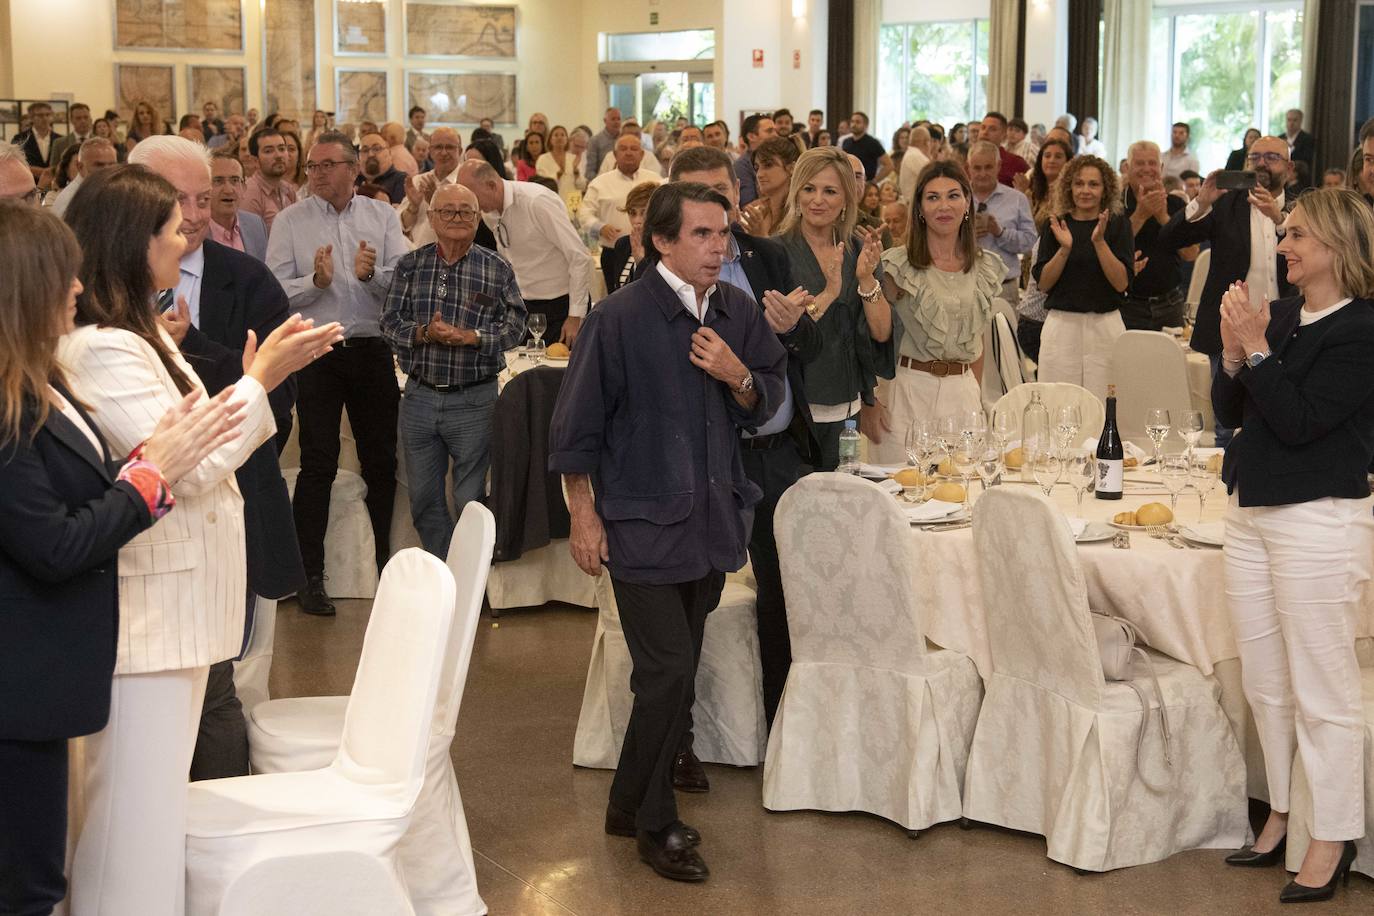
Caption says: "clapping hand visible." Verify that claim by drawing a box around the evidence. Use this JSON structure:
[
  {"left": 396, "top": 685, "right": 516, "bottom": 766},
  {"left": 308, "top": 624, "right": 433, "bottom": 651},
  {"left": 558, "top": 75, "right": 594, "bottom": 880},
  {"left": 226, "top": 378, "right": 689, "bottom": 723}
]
[
  {"left": 141, "top": 388, "right": 247, "bottom": 485},
  {"left": 1049, "top": 215, "right": 1074, "bottom": 250},
  {"left": 1090, "top": 211, "right": 1110, "bottom": 245},
  {"left": 762, "top": 286, "right": 811, "bottom": 334},
  {"left": 738, "top": 199, "right": 773, "bottom": 237},
  {"left": 599, "top": 224, "right": 622, "bottom": 246},
  {"left": 354, "top": 241, "right": 378, "bottom": 281},
  {"left": 312, "top": 245, "right": 334, "bottom": 288},
  {"left": 1248, "top": 185, "right": 1283, "bottom": 225},
  {"left": 1140, "top": 185, "right": 1169, "bottom": 221},
  {"left": 158, "top": 296, "right": 193, "bottom": 345},
  {"left": 1133, "top": 249, "right": 1150, "bottom": 275},
  {"left": 817, "top": 241, "right": 845, "bottom": 293},
  {"left": 428, "top": 309, "right": 472, "bottom": 347},
  {"left": 1219, "top": 280, "right": 1270, "bottom": 358},
  {"left": 242, "top": 314, "right": 345, "bottom": 391},
  {"left": 855, "top": 226, "right": 884, "bottom": 278}
]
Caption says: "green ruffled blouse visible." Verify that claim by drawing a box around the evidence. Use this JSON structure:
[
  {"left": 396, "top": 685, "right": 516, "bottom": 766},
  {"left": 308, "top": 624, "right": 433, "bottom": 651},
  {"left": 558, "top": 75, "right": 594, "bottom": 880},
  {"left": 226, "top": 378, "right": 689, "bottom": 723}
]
[{"left": 880, "top": 246, "right": 1005, "bottom": 364}]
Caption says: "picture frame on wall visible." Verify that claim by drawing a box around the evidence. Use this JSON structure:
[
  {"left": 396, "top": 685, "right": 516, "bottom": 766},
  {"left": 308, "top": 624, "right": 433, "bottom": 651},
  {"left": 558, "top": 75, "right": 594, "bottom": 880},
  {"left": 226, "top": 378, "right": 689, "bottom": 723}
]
[
  {"left": 335, "top": 0, "right": 388, "bottom": 56},
  {"left": 189, "top": 66, "right": 247, "bottom": 117},
  {"left": 262, "top": 0, "right": 318, "bottom": 121},
  {"left": 405, "top": 71, "right": 517, "bottom": 125},
  {"left": 112, "top": 0, "right": 245, "bottom": 53},
  {"left": 114, "top": 64, "right": 176, "bottom": 128},
  {"left": 336, "top": 69, "right": 389, "bottom": 125},
  {"left": 403, "top": 2, "right": 516, "bottom": 59}
]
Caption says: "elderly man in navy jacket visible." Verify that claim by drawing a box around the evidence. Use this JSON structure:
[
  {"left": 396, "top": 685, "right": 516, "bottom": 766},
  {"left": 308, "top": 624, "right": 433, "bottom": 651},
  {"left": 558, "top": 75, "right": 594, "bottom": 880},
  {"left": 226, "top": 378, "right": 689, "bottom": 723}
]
[{"left": 549, "top": 182, "right": 786, "bottom": 883}]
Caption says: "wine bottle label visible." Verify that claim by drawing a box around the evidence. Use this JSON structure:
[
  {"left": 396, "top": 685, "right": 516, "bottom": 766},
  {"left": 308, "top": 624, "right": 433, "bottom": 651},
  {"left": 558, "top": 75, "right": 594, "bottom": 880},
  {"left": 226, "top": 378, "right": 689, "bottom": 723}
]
[{"left": 1096, "top": 458, "right": 1123, "bottom": 494}]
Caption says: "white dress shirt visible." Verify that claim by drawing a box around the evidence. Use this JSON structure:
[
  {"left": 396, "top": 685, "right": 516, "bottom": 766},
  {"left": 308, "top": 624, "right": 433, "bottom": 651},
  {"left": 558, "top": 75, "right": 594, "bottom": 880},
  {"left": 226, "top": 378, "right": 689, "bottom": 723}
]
[
  {"left": 578, "top": 166, "right": 663, "bottom": 236},
  {"left": 49, "top": 174, "right": 82, "bottom": 217},
  {"left": 486, "top": 179, "right": 594, "bottom": 317},
  {"left": 599, "top": 149, "right": 663, "bottom": 176},
  {"left": 400, "top": 167, "right": 459, "bottom": 247},
  {"left": 1185, "top": 189, "right": 1285, "bottom": 301},
  {"left": 656, "top": 261, "right": 711, "bottom": 323},
  {"left": 1163, "top": 148, "right": 1200, "bottom": 180},
  {"left": 897, "top": 147, "right": 930, "bottom": 202}
]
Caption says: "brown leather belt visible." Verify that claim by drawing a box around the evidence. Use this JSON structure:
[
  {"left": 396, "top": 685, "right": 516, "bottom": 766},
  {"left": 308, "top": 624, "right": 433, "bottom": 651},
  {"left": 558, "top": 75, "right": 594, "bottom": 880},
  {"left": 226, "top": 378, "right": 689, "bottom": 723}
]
[{"left": 898, "top": 355, "right": 970, "bottom": 377}]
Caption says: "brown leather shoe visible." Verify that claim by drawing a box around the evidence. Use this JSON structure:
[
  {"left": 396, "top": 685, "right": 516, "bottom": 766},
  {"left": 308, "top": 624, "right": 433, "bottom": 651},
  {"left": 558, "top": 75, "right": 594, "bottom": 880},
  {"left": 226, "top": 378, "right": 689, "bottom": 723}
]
[
  {"left": 605, "top": 805, "right": 699, "bottom": 845},
  {"left": 637, "top": 826, "right": 709, "bottom": 882},
  {"left": 672, "top": 747, "right": 709, "bottom": 792}
]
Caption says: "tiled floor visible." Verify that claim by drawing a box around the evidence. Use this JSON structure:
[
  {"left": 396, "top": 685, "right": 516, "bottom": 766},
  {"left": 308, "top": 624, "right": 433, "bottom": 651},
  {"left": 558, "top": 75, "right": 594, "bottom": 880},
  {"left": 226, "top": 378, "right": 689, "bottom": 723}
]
[{"left": 270, "top": 598, "right": 1374, "bottom": 916}]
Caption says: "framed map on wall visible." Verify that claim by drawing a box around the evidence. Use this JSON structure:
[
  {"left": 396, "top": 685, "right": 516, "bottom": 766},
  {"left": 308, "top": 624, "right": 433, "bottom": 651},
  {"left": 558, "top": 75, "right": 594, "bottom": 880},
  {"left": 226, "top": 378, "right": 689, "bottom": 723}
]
[
  {"left": 406, "top": 72, "right": 516, "bottom": 125},
  {"left": 189, "top": 66, "right": 246, "bottom": 117},
  {"left": 335, "top": 0, "right": 387, "bottom": 55},
  {"left": 404, "top": 3, "right": 516, "bottom": 58},
  {"left": 337, "top": 70, "right": 388, "bottom": 124},
  {"left": 114, "top": 0, "right": 244, "bottom": 52},
  {"left": 263, "top": 0, "right": 317, "bottom": 121},
  {"left": 115, "top": 64, "right": 176, "bottom": 126}
]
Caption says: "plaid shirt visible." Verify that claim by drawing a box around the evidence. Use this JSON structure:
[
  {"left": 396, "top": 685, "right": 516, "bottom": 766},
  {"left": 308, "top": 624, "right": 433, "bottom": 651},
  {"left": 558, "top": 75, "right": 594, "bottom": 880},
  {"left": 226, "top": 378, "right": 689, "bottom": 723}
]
[{"left": 381, "top": 242, "right": 528, "bottom": 386}]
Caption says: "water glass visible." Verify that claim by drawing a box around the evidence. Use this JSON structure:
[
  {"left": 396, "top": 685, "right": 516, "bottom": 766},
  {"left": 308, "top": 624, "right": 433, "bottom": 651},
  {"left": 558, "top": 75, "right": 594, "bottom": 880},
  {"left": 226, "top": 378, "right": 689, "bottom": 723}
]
[
  {"left": 1030, "top": 450, "right": 1063, "bottom": 497},
  {"left": 960, "top": 409, "right": 988, "bottom": 453},
  {"left": 527, "top": 313, "right": 548, "bottom": 363},
  {"left": 991, "top": 407, "right": 1016, "bottom": 453},
  {"left": 1066, "top": 449, "right": 1095, "bottom": 509},
  {"left": 976, "top": 447, "right": 1004, "bottom": 498},
  {"left": 906, "top": 419, "right": 934, "bottom": 470},
  {"left": 954, "top": 447, "right": 979, "bottom": 509},
  {"left": 1144, "top": 408, "right": 1171, "bottom": 466},
  {"left": 1178, "top": 410, "right": 1204, "bottom": 457},
  {"left": 1160, "top": 454, "right": 1191, "bottom": 513},
  {"left": 1054, "top": 404, "right": 1082, "bottom": 452},
  {"left": 1192, "top": 457, "right": 1218, "bottom": 520},
  {"left": 937, "top": 414, "right": 959, "bottom": 462}
]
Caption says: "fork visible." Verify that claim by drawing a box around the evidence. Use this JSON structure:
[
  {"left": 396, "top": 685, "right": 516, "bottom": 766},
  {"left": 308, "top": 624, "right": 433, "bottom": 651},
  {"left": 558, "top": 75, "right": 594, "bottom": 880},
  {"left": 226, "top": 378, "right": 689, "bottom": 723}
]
[{"left": 1148, "top": 526, "right": 1185, "bottom": 549}]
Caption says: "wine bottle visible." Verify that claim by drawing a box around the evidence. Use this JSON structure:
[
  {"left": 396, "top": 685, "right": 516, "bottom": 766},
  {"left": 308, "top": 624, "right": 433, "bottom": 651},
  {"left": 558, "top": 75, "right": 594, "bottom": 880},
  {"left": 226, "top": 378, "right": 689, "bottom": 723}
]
[{"left": 1095, "top": 385, "right": 1124, "bottom": 500}]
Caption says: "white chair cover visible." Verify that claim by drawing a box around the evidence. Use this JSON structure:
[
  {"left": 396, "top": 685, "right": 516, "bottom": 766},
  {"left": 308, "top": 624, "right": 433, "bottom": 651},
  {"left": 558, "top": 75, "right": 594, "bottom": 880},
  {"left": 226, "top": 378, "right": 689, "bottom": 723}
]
[
  {"left": 1111, "top": 330, "right": 1194, "bottom": 451},
  {"left": 282, "top": 468, "right": 379, "bottom": 599},
  {"left": 762, "top": 474, "right": 983, "bottom": 831},
  {"left": 244, "top": 504, "right": 495, "bottom": 916},
  {"left": 186, "top": 549, "right": 457, "bottom": 915},
  {"left": 981, "top": 311, "right": 1026, "bottom": 408},
  {"left": 1185, "top": 248, "right": 1210, "bottom": 319},
  {"left": 961, "top": 487, "right": 1250, "bottom": 871},
  {"left": 1285, "top": 666, "right": 1374, "bottom": 880},
  {"left": 572, "top": 577, "right": 767, "bottom": 769},
  {"left": 218, "top": 852, "right": 414, "bottom": 916},
  {"left": 991, "top": 382, "right": 1105, "bottom": 445},
  {"left": 233, "top": 596, "right": 278, "bottom": 714}
]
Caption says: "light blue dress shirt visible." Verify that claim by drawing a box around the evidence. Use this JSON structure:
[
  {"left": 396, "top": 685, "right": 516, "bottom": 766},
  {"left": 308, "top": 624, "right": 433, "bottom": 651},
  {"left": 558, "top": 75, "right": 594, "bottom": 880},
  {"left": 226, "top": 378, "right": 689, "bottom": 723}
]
[
  {"left": 173, "top": 244, "right": 205, "bottom": 327},
  {"left": 974, "top": 183, "right": 1037, "bottom": 281},
  {"left": 718, "top": 235, "right": 794, "bottom": 438}
]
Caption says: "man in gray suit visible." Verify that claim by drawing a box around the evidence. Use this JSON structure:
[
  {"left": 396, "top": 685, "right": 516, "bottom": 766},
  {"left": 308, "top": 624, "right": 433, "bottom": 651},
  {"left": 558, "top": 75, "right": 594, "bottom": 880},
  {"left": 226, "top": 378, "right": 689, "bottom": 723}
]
[{"left": 209, "top": 153, "right": 268, "bottom": 261}]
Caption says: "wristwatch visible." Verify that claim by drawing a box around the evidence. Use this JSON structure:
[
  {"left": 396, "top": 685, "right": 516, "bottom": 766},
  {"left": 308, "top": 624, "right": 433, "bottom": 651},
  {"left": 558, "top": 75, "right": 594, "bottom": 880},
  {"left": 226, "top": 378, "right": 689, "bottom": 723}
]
[
  {"left": 472, "top": 328, "right": 482, "bottom": 348},
  {"left": 1246, "top": 350, "right": 1270, "bottom": 369},
  {"left": 735, "top": 372, "right": 755, "bottom": 394}
]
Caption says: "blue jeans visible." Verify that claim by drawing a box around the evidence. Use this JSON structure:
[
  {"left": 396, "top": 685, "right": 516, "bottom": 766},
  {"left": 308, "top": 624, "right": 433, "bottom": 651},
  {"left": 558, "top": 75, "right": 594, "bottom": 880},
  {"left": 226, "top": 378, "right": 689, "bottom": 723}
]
[
  {"left": 1208, "top": 354, "right": 1235, "bottom": 449},
  {"left": 400, "top": 378, "right": 497, "bottom": 557}
]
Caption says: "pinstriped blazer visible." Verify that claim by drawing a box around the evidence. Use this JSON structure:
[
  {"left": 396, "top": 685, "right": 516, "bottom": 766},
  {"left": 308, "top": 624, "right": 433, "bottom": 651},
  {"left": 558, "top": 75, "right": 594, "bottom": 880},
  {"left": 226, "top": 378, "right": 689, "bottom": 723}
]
[{"left": 57, "top": 325, "right": 276, "bottom": 675}]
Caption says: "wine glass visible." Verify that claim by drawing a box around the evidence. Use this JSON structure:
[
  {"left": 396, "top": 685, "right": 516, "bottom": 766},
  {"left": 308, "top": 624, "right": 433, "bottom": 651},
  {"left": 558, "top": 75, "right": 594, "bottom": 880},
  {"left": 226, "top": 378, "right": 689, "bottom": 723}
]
[
  {"left": 976, "top": 446, "right": 1004, "bottom": 499},
  {"left": 960, "top": 409, "right": 988, "bottom": 454},
  {"left": 1053, "top": 404, "right": 1082, "bottom": 453},
  {"left": 1030, "top": 450, "right": 1063, "bottom": 498},
  {"left": 936, "top": 414, "right": 959, "bottom": 464},
  {"left": 1066, "top": 448, "right": 1095, "bottom": 509},
  {"left": 1192, "top": 455, "right": 1218, "bottom": 520},
  {"left": 991, "top": 406, "right": 1016, "bottom": 454},
  {"left": 527, "top": 313, "right": 548, "bottom": 363},
  {"left": 906, "top": 419, "right": 935, "bottom": 471},
  {"left": 1160, "top": 454, "right": 1191, "bottom": 514},
  {"left": 954, "top": 447, "right": 978, "bottom": 510},
  {"left": 1178, "top": 410, "right": 1204, "bottom": 460},
  {"left": 1144, "top": 408, "right": 1171, "bottom": 468}
]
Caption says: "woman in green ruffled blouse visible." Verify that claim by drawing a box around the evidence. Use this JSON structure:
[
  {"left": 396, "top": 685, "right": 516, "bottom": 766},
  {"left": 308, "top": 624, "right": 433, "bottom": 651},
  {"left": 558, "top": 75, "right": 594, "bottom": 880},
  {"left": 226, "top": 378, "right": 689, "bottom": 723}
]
[{"left": 868, "top": 159, "right": 1005, "bottom": 465}]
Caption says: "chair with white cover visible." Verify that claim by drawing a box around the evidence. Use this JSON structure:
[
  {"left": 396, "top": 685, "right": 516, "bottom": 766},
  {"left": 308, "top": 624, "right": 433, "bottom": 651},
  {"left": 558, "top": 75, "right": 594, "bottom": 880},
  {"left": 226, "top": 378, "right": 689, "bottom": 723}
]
[
  {"left": 762, "top": 474, "right": 983, "bottom": 832},
  {"left": 244, "top": 503, "right": 495, "bottom": 916},
  {"left": 1185, "top": 248, "right": 1211, "bottom": 321},
  {"left": 990, "top": 382, "right": 1105, "bottom": 443},
  {"left": 573, "top": 574, "right": 767, "bottom": 768},
  {"left": 981, "top": 311, "right": 1026, "bottom": 409},
  {"left": 1111, "top": 330, "right": 1194, "bottom": 452},
  {"left": 218, "top": 852, "right": 414, "bottom": 916},
  {"left": 282, "top": 467, "right": 379, "bottom": 599},
  {"left": 186, "top": 548, "right": 458, "bottom": 916},
  {"left": 961, "top": 487, "right": 1250, "bottom": 871},
  {"left": 1284, "top": 665, "right": 1374, "bottom": 880}
]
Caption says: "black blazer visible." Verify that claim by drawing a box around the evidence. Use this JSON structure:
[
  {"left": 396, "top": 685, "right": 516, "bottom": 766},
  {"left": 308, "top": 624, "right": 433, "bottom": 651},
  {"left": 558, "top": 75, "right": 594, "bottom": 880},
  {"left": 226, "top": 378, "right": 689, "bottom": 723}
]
[
  {"left": 1213, "top": 297, "right": 1374, "bottom": 507},
  {"left": 1157, "top": 189, "right": 1294, "bottom": 356},
  {"left": 1290, "top": 130, "right": 1315, "bottom": 169},
  {"left": 601, "top": 235, "right": 635, "bottom": 295},
  {"left": 0, "top": 390, "right": 153, "bottom": 740},
  {"left": 11, "top": 129, "right": 61, "bottom": 169},
  {"left": 178, "top": 240, "right": 305, "bottom": 599}
]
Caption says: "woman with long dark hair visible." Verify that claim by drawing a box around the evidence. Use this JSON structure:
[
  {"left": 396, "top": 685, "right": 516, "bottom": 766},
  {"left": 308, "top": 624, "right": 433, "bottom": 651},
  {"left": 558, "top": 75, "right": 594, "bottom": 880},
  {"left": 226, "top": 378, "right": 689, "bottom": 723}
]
[
  {"left": 1016, "top": 137, "right": 1075, "bottom": 360},
  {"left": 59, "top": 165, "right": 341, "bottom": 913},
  {"left": 516, "top": 129, "right": 545, "bottom": 182},
  {"left": 0, "top": 200, "right": 242, "bottom": 916}
]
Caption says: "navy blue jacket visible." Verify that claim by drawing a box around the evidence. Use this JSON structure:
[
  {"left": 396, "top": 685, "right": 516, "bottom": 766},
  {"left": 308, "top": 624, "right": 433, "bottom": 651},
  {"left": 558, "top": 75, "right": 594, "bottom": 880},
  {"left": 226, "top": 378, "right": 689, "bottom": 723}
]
[
  {"left": 0, "top": 390, "right": 153, "bottom": 740},
  {"left": 548, "top": 265, "right": 787, "bottom": 584},
  {"left": 1214, "top": 297, "right": 1374, "bottom": 507}
]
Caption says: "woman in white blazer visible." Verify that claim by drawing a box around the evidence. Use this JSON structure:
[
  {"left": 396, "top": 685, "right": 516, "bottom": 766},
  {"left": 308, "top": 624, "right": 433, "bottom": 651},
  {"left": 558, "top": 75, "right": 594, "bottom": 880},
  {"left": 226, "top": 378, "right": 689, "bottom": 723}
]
[{"left": 57, "top": 165, "right": 341, "bottom": 916}]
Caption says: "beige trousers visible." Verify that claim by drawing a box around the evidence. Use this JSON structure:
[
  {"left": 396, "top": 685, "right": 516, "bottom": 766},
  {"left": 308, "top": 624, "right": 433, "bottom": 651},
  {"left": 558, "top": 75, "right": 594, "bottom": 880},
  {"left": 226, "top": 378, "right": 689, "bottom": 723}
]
[{"left": 1037, "top": 309, "right": 1125, "bottom": 403}]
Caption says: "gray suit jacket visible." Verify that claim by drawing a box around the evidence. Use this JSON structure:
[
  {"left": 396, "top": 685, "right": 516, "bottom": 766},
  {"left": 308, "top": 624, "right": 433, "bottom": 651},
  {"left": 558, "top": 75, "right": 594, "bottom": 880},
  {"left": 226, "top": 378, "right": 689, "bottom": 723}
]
[{"left": 239, "top": 211, "right": 268, "bottom": 262}]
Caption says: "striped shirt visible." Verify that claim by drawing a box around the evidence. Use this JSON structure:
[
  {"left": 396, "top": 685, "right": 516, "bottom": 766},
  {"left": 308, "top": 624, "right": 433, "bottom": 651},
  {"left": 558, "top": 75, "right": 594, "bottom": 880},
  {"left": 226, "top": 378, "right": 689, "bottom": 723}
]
[{"left": 381, "top": 241, "right": 528, "bottom": 386}]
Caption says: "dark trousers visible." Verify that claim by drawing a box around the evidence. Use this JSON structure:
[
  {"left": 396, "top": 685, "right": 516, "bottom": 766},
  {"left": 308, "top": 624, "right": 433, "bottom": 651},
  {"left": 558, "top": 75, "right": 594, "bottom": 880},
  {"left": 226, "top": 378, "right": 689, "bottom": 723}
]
[
  {"left": 0, "top": 738, "right": 67, "bottom": 916},
  {"left": 1018, "top": 318, "right": 1044, "bottom": 364},
  {"left": 1121, "top": 289, "right": 1186, "bottom": 331},
  {"left": 740, "top": 438, "right": 808, "bottom": 726},
  {"left": 190, "top": 659, "right": 249, "bottom": 781},
  {"left": 813, "top": 420, "right": 844, "bottom": 472},
  {"left": 525, "top": 294, "right": 571, "bottom": 347},
  {"left": 293, "top": 340, "right": 399, "bottom": 576},
  {"left": 609, "top": 571, "right": 725, "bottom": 833}
]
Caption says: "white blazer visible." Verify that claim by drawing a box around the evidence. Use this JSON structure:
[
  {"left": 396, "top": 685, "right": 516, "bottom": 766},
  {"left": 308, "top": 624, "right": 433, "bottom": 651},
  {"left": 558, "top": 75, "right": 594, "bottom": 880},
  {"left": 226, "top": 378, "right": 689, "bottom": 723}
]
[{"left": 58, "top": 325, "right": 275, "bottom": 675}]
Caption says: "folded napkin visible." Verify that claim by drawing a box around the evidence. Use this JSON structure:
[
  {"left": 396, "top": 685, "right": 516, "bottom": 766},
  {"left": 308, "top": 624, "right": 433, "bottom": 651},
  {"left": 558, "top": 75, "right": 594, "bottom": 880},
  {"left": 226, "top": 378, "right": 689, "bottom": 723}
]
[
  {"left": 873, "top": 478, "right": 902, "bottom": 495},
  {"left": 1182, "top": 521, "right": 1225, "bottom": 543},
  {"left": 1065, "top": 516, "right": 1089, "bottom": 538},
  {"left": 904, "top": 500, "right": 964, "bottom": 523},
  {"left": 1082, "top": 437, "right": 1148, "bottom": 461},
  {"left": 858, "top": 463, "right": 906, "bottom": 479}
]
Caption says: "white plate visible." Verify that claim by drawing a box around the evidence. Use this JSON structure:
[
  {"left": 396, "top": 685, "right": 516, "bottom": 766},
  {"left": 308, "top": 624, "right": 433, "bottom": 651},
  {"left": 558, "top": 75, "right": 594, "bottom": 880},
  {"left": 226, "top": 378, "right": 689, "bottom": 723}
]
[
  {"left": 1075, "top": 522, "right": 1116, "bottom": 543},
  {"left": 543, "top": 355, "right": 570, "bottom": 363},
  {"left": 1177, "top": 524, "right": 1224, "bottom": 547},
  {"left": 904, "top": 499, "right": 966, "bottom": 524}
]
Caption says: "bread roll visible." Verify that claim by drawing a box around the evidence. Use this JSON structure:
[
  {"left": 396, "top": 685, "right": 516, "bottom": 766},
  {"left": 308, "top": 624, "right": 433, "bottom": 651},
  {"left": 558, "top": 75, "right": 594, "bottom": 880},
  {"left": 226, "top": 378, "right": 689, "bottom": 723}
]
[
  {"left": 1113, "top": 511, "right": 1137, "bottom": 526},
  {"left": 893, "top": 467, "right": 926, "bottom": 487},
  {"left": 937, "top": 457, "right": 956, "bottom": 477},
  {"left": 1206, "top": 453, "right": 1223, "bottom": 474},
  {"left": 1135, "top": 502, "right": 1174, "bottom": 526},
  {"left": 546, "top": 342, "right": 571, "bottom": 358},
  {"left": 932, "top": 482, "right": 966, "bottom": 503},
  {"left": 1003, "top": 447, "right": 1024, "bottom": 470}
]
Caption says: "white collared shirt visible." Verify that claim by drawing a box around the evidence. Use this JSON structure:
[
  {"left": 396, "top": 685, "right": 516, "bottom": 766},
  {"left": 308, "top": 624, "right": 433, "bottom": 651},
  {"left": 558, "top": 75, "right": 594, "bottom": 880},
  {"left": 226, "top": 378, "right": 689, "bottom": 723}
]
[
  {"left": 1185, "top": 189, "right": 1286, "bottom": 302},
  {"left": 174, "top": 244, "right": 206, "bottom": 327},
  {"left": 578, "top": 166, "right": 663, "bottom": 236},
  {"left": 401, "top": 166, "right": 460, "bottom": 248},
  {"left": 656, "top": 261, "right": 713, "bottom": 323},
  {"left": 484, "top": 180, "right": 594, "bottom": 317}
]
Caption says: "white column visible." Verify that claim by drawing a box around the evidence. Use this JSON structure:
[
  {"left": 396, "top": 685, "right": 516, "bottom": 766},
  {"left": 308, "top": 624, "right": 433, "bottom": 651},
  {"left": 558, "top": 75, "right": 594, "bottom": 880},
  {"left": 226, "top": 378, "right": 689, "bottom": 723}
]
[{"left": 1020, "top": 0, "right": 1070, "bottom": 128}]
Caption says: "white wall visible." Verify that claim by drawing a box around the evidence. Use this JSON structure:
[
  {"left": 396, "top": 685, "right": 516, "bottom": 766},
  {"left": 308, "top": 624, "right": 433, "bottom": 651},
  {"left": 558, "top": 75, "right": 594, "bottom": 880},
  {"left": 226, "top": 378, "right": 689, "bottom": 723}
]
[
  {"left": 1020, "top": 0, "right": 1069, "bottom": 127},
  {"left": 778, "top": 0, "right": 830, "bottom": 120}
]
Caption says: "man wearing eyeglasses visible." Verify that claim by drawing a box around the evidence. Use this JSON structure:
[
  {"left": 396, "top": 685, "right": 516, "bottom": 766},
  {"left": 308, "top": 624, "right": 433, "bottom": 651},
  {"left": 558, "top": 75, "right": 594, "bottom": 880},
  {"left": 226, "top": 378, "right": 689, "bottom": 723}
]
[
  {"left": 0, "top": 143, "right": 38, "bottom": 205},
  {"left": 207, "top": 153, "right": 268, "bottom": 261},
  {"left": 381, "top": 183, "right": 528, "bottom": 557},
  {"left": 1159, "top": 135, "right": 1296, "bottom": 447},
  {"left": 356, "top": 132, "right": 407, "bottom": 204},
  {"left": 268, "top": 130, "right": 410, "bottom": 615},
  {"left": 455, "top": 158, "right": 594, "bottom": 347}
]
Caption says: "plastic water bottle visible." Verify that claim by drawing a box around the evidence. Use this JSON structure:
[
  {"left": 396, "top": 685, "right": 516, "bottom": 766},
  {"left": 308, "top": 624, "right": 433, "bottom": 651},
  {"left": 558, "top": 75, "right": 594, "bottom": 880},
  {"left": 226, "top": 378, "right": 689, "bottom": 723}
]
[{"left": 838, "top": 419, "right": 861, "bottom": 474}]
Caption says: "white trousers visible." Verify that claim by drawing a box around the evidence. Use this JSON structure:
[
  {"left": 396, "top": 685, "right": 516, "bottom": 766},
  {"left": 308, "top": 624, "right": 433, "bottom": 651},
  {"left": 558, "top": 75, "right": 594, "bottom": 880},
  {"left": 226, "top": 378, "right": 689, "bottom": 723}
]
[
  {"left": 1037, "top": 309, "right": 1125, "bottom": 403},
  {"left": 1224, "top": 495, "right": 1368, "bottom": 840},
  {"left": 232, "top": 595, "right": 277, "bottom": 714},
  {"left": 869, "top": 366, "right": 982, "bottom": 466},
  {"left": 71, "top": 666, "right": 210, "bottom": 916}
]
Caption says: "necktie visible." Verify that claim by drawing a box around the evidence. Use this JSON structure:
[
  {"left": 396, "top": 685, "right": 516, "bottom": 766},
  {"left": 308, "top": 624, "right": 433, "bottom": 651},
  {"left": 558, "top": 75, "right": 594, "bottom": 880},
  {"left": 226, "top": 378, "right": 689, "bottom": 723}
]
[{"left": 156, "top": 289, "right": 175, "bottom": 313}]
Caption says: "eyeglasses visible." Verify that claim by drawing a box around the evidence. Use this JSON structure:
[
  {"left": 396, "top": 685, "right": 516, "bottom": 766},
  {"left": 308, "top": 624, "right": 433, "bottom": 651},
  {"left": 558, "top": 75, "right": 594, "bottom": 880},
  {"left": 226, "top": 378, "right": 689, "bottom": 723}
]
[
  {"left": 1247, "top": 152, "right": 1288, "bottom": 165},
  {"left": 211, "top": 176, "right": 244, "bottom": 187},
  {"left": 432, "top": 206, "right": 480, "bottom": 223},
  {"left": 429, "top": 143, "right": 460, "bottom": 153},
  {"left": 358, "top": 145, "right": 388, "bottom": 155},
  {"left": 305, "top": 160, "right": 351, "bottom": 174}
]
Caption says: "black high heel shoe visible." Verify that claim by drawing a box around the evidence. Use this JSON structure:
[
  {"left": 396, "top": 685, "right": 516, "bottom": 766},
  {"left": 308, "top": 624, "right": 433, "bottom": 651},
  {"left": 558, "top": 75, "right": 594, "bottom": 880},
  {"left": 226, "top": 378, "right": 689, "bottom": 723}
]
[
  {"left": 1279, "top": 840, "right": 1358, "bottom": 904},
  {"left": 1225, "top": 835, "right": 1287, "bottom": 867}
]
